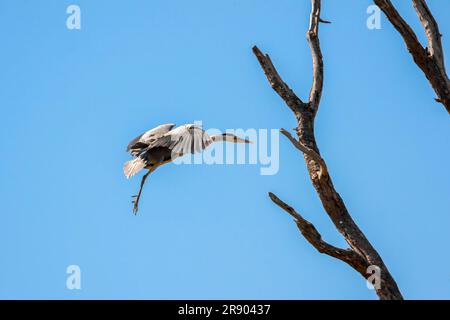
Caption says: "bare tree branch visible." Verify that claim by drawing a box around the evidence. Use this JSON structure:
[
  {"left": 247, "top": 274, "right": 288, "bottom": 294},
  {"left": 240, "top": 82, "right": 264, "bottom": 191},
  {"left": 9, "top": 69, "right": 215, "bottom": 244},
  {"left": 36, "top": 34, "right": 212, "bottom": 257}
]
[
  {"left": 268, "top": 192, "right": 368, "bottom": 277},
  {"left": 306, "top": 0, "right": 324, "bottom": 114},
  {"left": 412, "top": 0, "right": 445, "bottom": 70},
  {"left": 252, "top": 46, "right": 305, "bottom": 117},
  {"left": 254, "top": 0, "right": 403, "bottom": 299},
  {"left": 374, "top": 0, "right": 426, "bottom": 57},
  {"left": 374, "top": 0, "right": 450, "bottom": 113}
]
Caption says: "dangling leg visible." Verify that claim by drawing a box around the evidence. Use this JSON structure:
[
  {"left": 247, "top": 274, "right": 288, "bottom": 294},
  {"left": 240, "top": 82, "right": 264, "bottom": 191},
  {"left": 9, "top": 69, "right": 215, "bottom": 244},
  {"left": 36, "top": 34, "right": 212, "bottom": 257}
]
[{"left": 132, "top": 167, "right": 154, "bottom": 214}]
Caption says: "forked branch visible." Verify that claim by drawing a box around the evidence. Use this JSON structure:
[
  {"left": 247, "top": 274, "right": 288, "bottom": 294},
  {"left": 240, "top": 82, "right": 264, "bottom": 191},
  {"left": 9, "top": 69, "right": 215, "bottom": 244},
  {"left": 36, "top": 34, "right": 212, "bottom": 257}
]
[{"left": 374, "top": 0, "right": 450, "bottom": 113}]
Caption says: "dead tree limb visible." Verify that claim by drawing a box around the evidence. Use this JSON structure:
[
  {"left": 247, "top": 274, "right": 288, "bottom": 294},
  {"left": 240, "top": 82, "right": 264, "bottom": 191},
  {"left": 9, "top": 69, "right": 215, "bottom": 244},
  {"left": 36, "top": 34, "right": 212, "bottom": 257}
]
[
  {"left": 374, "top": 0, "right": 450, "bottom": 113},
  {"left": 253, "top": 0, "right": 403, "bottom": 300},
  {"left": 268, "top": 192, "right": 368, "bottom": 277}
]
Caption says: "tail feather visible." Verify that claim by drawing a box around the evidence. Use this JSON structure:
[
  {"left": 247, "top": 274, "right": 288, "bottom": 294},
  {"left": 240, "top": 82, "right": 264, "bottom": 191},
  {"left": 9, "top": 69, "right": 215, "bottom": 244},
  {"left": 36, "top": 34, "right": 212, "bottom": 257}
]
[{"left": 123, "top": 158, "right": 146, "bottom": 179}]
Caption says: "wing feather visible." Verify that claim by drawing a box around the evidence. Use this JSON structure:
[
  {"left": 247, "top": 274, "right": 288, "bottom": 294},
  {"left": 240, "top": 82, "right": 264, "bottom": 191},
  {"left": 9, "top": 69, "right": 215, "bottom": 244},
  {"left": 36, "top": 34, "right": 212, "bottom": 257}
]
[
  {"left": 126, "top": 123, "right": 175, "bottom": 155},
  {"left": 147, "top": 124, "right": 212, "bottom": 159}
]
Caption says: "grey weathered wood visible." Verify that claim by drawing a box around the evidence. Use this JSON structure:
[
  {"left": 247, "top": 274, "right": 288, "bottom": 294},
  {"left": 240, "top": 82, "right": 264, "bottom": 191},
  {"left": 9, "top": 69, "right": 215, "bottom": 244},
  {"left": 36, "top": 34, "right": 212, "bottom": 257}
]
[{"left": 253, "top": 0, "right": 403, "bottom": 300}]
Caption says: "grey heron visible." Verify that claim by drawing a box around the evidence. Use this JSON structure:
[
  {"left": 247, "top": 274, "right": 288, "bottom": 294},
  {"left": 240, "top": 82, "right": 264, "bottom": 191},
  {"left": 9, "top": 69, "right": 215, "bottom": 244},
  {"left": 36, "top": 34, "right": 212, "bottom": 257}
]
[{"left": 124, "top": 123, "right": 252, "bottom": 214}]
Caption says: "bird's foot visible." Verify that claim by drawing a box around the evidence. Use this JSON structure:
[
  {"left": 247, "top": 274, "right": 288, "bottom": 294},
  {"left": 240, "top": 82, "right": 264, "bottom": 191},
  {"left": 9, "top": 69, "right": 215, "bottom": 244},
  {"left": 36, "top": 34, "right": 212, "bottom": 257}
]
[{"left": 131, "top": 195, "right": 140, "bottom": 215}]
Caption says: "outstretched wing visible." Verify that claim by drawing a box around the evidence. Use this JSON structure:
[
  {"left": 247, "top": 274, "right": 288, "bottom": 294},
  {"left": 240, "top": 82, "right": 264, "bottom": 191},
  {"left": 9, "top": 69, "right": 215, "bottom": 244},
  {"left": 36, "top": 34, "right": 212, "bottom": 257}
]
[
  {"left": 127, "top": 123, "right": 175, "bottom": 156},
  {"left": 148, "top": 124, "right": 212, "bottom": 159}
]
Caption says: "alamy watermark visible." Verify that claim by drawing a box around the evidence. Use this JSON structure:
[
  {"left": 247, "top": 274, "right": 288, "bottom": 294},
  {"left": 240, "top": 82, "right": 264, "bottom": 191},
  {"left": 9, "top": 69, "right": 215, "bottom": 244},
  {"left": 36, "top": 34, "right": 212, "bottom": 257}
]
[
  {"left": 66, "top": 265, "right": 81, "bottom": 290},
  {"left": 367, "top": 5, "right": 382, "bottom": 30},
  {"left": 170, "top": 121, "right": 280, "bottom": 176},
  {"left": 66, "top": 5, "right": 81, "bottom": 30},
  {"left": 366, "top": 265, "right": 381, "bottom": 290}
]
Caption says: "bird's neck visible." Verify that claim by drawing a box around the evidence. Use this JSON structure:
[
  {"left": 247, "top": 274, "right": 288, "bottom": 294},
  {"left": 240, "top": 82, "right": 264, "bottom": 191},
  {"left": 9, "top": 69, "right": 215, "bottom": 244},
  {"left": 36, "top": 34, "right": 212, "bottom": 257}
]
[{"left": 211, "top": 134, "right": 235, "bottom": 143}]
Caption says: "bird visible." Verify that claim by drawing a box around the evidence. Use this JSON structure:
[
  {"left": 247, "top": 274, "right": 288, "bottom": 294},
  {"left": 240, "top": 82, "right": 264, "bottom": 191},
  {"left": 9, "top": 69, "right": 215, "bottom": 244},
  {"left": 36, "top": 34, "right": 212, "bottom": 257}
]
[{"left": 124, "top": 123, "right": 252, "bottom": 214}]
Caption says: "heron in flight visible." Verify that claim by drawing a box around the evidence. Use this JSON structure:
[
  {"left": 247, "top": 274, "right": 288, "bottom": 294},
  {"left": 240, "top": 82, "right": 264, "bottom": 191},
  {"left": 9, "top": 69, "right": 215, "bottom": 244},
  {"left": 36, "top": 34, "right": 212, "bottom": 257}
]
[{"left": 124, "top": 123, "right": 251, "bottom": 214}]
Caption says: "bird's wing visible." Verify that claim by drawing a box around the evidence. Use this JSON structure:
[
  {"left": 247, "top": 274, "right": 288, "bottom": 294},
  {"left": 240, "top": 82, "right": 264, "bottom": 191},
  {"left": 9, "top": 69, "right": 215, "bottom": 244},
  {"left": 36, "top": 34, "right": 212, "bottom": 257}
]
[
  {"left": 148, "top": 124, "right": 212, "bottom": 158},
  {"left": 126, "top": 123, "right": 175, "bottom": 155}
]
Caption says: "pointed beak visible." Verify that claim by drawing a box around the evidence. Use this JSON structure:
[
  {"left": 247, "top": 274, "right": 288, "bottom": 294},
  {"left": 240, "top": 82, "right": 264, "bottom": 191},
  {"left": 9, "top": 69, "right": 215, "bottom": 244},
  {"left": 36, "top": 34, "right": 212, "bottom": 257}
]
[{"left": 239, "top": 137, "right": 253, "bottom": 144}]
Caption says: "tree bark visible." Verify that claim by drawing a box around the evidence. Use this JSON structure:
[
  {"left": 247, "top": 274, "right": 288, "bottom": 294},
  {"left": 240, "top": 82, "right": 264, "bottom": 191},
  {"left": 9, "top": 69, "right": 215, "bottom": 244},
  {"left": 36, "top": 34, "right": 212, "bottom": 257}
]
[
  {"left": 253, "top": 0, "right": 403, "bottom": 300},
  {"left": 374, "top": 0, "right": 450, "bottom": 114}
]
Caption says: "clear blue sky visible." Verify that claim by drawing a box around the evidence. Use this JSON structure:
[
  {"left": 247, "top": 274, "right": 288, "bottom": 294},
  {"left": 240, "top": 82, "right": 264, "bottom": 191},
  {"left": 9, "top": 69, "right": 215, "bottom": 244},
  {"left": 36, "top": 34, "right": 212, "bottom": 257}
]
[{"left": 0, "top": 0, "right": 449, "bottom": 299}]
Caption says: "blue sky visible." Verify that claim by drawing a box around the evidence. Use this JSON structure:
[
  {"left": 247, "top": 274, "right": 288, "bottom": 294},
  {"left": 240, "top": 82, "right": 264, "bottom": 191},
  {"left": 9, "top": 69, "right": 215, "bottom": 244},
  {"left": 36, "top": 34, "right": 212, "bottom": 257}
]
[{"left": 0, "top": 0, "right": 449, "bottom": 299}]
